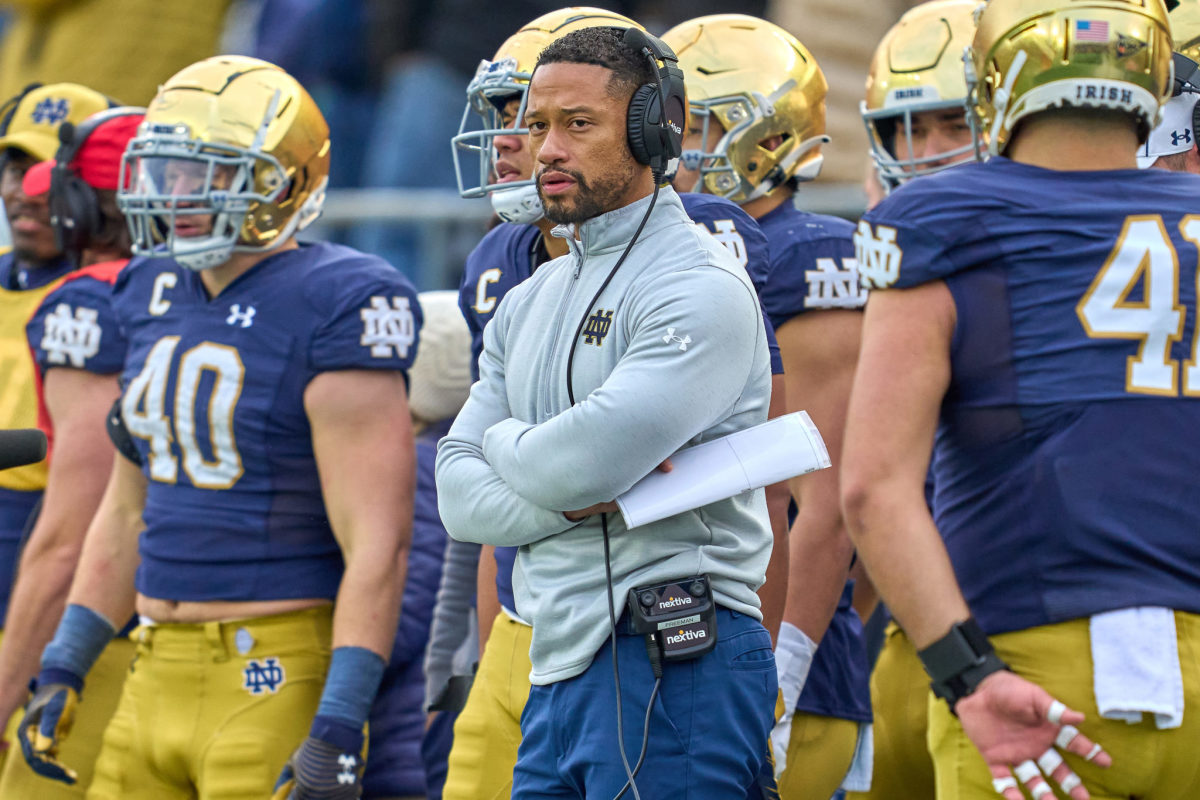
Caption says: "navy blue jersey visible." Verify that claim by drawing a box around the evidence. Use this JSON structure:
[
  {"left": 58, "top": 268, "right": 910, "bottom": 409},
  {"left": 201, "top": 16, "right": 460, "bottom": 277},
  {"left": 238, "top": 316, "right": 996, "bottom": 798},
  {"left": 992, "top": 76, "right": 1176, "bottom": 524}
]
[
  {"left": 114, "top": 242, "right": 421, "bottom": 602},
  {"left": 754, "top": 203, "right": 870, "bottom": 722},
  {"left": 366, "top": 418, "right": 449, "bottom": 797},
  {"left": 756, "top": 202, "right": 864, "bottom": 329},
  {"left": 679, "top": 193, "right": 782, "bottom": 375},
  {"left": 859, "top": 156, "right": 1200, "bottom": 634},
  {"left": 795, "top": 583, "right": 871, "bottom": 722},
  {"left": 28, "top": 260, "right": 129, "bottom": 378}
]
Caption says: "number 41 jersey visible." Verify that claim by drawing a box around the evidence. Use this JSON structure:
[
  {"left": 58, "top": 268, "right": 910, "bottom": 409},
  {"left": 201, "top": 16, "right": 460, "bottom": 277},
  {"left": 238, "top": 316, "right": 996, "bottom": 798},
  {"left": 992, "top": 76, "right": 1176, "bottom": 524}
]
[
  {"left": 858, "top": 156, "right": 1200, "bottom": 635},
  {"left": 113, "top": 242, "right": 421, "bottom": 603}
]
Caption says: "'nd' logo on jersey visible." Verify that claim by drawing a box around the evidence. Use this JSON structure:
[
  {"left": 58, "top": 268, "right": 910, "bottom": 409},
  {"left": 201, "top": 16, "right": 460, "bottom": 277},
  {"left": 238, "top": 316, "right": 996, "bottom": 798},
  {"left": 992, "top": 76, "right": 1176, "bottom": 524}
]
[
  {"left": 243, "top": 657, "right": 286, "bottom": 695},
  {"left": 854, "top": 221, "right": 903, "bottom": 289},
  {"left": 361, "top": 296, "right": 415, "bottom": 358},
  {"left": 41, "top": 303, "right": 102, "bottom": 367},
  {"left": 582, "top": 309, "right": 614, "bottom": 346}
]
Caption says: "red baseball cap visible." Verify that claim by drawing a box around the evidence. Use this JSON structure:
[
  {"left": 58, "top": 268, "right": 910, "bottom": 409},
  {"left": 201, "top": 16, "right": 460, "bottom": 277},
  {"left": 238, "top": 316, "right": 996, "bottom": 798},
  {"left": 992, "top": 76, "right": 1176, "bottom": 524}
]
[{"left": 22, "top": 111, "right": 144, "bottom": 196}]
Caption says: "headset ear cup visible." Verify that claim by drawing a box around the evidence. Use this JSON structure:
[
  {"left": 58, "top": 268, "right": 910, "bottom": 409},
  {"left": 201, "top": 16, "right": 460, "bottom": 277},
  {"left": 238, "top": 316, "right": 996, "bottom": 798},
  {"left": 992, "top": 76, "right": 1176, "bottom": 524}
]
[
  {"left": 627, "top": 84, "right": 658, "bottom": 167},
  {"left": 50, "top": 172, "right": 100, "bottom": 256}
]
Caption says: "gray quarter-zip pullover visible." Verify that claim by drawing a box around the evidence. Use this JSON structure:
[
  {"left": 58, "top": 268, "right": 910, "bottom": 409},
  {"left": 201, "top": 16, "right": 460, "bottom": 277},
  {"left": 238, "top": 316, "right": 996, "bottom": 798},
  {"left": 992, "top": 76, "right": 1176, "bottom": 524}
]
[{"left": 435, "top": 186, "right": 772, "bottom": 685}]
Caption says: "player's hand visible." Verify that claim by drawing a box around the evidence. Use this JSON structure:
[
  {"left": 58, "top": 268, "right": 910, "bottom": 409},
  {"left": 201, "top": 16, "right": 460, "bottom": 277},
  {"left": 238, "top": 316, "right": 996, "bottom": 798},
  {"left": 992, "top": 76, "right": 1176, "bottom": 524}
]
[
  {"left": 18, "top": 675, "right": 82, "bottom": 785},
  {"left": 272, "top": 730, "right": 365, "bottom": 799},
  {"left": 956, "top": 671, "right": 1111, "bottom": 800}
]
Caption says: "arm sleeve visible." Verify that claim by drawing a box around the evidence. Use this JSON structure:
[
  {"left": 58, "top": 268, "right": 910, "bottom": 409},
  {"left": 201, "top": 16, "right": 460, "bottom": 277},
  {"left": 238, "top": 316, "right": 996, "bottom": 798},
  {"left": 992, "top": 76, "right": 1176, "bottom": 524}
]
[
  {"left": 27, "top": 279, "right": 127, "bottom": 375},
  {"left": 434, "top": 293, "right": 580, "bottom": 546},
  {"left": 482, "top": 267, "right": 763, "bottom": 510},
  {"left": 422, "top": 536, "right": 481, "bottom": 709}
]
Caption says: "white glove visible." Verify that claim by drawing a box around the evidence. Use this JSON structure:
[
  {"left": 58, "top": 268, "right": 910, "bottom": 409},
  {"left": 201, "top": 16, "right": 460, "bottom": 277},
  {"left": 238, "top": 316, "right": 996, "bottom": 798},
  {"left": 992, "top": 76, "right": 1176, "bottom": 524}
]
[{"left": 770, "top": 622, "right": 817, "bottom": 780}]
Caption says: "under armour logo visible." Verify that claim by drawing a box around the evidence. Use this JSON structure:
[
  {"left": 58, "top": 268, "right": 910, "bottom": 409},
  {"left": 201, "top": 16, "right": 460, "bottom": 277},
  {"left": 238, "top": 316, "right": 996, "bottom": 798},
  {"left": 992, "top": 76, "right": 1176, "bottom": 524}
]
[
  {"left": 1172, "top": 129, "right": 1193, "bottom": 147},
  {"left": 582, "top": 309, "right": 614, "bottom": 346},
  {"left": 805, "top": 257, "right": 867, "bottom": 309},
  {"left": 663, "top": 327, "right": 691, "bottom": 351},
  {"left": 360, "top": 296, "right": 415, "bottom": 358},
  {"left": 226, "top": 303, "right": 256, "bottom": 328},
  {"left": 41, "top": 304, "right": 102, "bottom": 367},
  {"left": 31, "top": 97, "right": 69, "bottom": 125},
  {"left": 337, "top": 754, "right": 358, "bottom": 785},
  {"left": 854, "top": 221, "right": 903, "bottom": 289},
  {"left": 242, "top": 658, "right": 286, "bottom": 695}
]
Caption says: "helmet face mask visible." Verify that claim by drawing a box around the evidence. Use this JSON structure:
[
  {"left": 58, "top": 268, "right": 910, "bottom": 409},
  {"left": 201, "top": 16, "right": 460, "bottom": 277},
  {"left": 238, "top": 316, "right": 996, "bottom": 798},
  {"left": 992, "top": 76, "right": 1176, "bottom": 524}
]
[
  {"left": 681, "top": 92, "right": 829, "bottom": 201},
  {"left": 452, "top": 56, "right": 534, "bottom": 201},
  {"left": 117, "top": 56, "right": 330, "bottom": 271},
  {"left": 450, "top": 6, "right": 643, "bottom": 216},
  {"left": 862, "top": 0, "right": 983, "bottom": 189},
  {"left": 664, "top": 14, "right": 830, "bottom": 206}
]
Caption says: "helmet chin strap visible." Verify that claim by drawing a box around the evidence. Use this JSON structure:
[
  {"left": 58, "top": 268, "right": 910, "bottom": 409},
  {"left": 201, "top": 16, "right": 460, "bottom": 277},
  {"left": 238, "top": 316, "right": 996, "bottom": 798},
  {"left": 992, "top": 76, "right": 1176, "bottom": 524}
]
[{"left": 989, "top": 49, "right": 1028, "bottom": 156}]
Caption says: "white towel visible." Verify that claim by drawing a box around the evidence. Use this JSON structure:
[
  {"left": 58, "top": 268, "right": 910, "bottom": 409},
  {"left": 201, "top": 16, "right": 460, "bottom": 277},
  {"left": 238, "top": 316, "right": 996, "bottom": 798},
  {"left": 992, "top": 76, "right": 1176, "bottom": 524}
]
[
  {"left": 839, "top": 721, "right": 874, "bottom": 792},
  {"left": 1090, "top": 607, "right": 1184, "bottom": 729}
]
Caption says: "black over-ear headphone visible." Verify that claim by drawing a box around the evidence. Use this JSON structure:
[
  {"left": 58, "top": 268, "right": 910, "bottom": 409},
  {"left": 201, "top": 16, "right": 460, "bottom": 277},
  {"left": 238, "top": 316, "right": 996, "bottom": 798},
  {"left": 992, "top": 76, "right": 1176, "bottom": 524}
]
[
  {"left": 1171, "top": 52, "right": 1200, "bottom": 144},
  {"left": 622, "top": 27, "right": 686, "bottom": 178},
  {"left": 49, "top": 106, "right": 144, "bottom": 258}
]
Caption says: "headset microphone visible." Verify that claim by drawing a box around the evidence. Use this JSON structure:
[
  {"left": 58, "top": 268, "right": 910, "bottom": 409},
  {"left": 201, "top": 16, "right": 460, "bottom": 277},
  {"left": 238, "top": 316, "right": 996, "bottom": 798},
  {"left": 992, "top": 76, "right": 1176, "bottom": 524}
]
[{"left": 0, "top": 429, "right": 48, "bottom": 471}]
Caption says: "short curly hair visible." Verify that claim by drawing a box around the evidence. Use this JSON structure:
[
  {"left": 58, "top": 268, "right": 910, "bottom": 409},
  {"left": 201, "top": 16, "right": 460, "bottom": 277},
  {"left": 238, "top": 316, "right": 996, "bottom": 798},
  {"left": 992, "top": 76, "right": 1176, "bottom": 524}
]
[{"left": 534, "top": 26, "right": 655, "bottom": 102}]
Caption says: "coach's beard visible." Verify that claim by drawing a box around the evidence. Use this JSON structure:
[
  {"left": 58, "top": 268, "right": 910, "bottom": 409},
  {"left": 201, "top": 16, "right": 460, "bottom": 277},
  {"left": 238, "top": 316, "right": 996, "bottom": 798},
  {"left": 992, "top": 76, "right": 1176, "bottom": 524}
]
[{"left": 537, "top": 163, "right": 637, "bottom": 225}]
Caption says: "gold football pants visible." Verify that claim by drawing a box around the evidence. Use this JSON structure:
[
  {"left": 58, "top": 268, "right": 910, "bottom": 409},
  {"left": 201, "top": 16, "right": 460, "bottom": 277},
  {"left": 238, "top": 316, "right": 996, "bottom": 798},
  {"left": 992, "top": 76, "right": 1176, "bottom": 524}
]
[
  {"left": 442, "top": 612, "right": 531, "bottom": 800},
  {"left": 929, "top": 613, "right": 1200, "bottom": 800},
  {"left": 846, "top": 622, "right": 935, "bottom": 800},
  {"left": 87, "top": 606, "right": 332, "bottom": 800}
]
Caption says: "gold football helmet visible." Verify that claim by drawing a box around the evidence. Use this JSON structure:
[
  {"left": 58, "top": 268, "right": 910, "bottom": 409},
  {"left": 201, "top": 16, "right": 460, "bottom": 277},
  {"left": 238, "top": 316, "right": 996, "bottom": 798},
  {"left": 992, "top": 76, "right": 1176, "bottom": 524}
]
[
  {"left": 863, "top": 0, "right": 983, "bottom": 188},
  {"left": 1170, "top": 0, "right": 1200, "bottom": 62},
  {"left": 970, "top": 0, "right": 1173, "bottom": 156},
  {"left": 118, "top": 55, "right": 330, "bottom": 271},
  {"left": 662, "top": 15, "right": 828, "bottom": 204},
  {"left": 451, "top": 5, "right": 641, "bottom": 218}
]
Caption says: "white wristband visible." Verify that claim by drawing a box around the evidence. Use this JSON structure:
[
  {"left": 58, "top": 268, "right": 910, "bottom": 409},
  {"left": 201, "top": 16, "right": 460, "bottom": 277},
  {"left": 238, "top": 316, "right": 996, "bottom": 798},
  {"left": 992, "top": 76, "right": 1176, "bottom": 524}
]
[{"left": 775, "top": 622, "right": 817, "bottom": 713}]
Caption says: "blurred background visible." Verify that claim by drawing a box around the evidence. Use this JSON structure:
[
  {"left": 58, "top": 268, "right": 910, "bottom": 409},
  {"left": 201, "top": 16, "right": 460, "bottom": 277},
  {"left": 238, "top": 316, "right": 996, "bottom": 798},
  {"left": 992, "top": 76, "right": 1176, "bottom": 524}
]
[{"left": 0, "top": 0, "right": 926, "bottom": 289}]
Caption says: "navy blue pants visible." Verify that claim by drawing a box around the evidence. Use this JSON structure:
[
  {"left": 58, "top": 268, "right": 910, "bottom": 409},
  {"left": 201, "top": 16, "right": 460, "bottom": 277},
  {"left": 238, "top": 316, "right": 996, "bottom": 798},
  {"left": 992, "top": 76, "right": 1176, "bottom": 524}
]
[{"left": 513, "top": 608, "right": 777, "bottom": 799}]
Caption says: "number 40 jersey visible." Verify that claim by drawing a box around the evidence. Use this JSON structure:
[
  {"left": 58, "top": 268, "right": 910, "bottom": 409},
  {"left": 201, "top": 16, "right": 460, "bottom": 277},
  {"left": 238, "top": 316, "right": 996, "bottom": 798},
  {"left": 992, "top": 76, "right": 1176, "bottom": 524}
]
[
  {"left": 857, "top": 156, "right": 1200, "bottom": 636},
  {"left": 112, "top": 242, "right": 421, "bottom": 604}
]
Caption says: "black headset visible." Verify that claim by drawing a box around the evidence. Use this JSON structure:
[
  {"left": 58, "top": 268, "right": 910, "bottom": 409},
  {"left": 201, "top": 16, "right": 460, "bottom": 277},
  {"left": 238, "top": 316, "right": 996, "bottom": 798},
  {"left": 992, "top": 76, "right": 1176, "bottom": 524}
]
[
  {"left": 1171, "top": 52, "right": 1200, "bottom": 143},
  {"left": 621, "top": 27, "right": 686, "bottom": 179},
  {"left": 48, "top": 106, "right": 144, "bottom": 258}
]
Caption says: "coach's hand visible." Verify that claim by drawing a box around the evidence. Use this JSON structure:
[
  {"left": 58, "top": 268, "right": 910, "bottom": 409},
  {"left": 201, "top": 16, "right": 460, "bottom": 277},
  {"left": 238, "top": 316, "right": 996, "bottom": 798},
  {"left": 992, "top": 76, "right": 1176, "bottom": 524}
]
[
  {"left": 273, "top": 717, "right": 365, "bottom": 800},
  {"left": 565, "top": 459, "right": 674, "bottom": 521},
  {"left": 956, "top": 671, "right": 1110, "bottom": 800},
  {"left": 18, "top": 672, "right": 83, "bottom": 785}
]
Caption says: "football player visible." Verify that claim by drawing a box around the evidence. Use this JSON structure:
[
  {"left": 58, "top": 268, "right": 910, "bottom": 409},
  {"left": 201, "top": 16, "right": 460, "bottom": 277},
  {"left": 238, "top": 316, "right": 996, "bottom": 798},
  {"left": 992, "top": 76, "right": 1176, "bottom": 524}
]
[
  {"left": 664, "top": 15, "right": 872, "bottom": 799},
  {"left": 861, "top": 1, "right": 984, "bottom": 192},
  {"left": 848, "top": 4, "right": 984, "bottom": 800},
  {"left": 364, "top": 291, "right": 471, "bottom": 800},
  {"left": 844, "top": 1, "right": 1200, "bottom": 799},
  {"left": 444, "top": 8, "right": 787, "bottom": 799},
  {"left": 18, "top": 56, "right": 422, "bottom": 800},
  {"left": 0, "top": 107, "right": 144, "bottom": 799},
  {"left": 0, "top": 84, "right": 114, "bottom": 764}
]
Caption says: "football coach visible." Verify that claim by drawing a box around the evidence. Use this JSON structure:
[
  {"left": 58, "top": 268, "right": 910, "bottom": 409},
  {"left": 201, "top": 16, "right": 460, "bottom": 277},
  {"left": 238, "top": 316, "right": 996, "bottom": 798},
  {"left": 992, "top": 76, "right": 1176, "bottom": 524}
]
[{"left": 435, "top": 24, "right": 776, "bottom": 800}]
